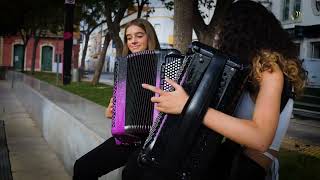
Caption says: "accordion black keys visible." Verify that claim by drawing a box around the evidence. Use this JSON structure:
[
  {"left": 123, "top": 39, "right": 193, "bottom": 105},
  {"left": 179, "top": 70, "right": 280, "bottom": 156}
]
[
  {"left": 138, "top": 41, "right": 251, "bottom": 179},
  {"left": 111, "top": 49, "right": 186, "bottom": 145}
]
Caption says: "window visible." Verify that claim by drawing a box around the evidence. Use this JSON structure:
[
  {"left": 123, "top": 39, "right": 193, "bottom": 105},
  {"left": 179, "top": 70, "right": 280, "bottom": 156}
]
[
  {"left": 311, "top": 42, "right": 320, "bottom": 59},
  {"left": 292, "top": 0, "right": 301, "bottom": 20},
  {"left": 153, "top": 24, "right": 161, "bottom": 36},
  {"left": 282, "top": 0, "right": 290, "bottom": 21},
  {"left": 312, "top": 0, "right": 320, "bottom": 16},
  {"left": 282, "top": 0, "right": 302, "bottom": 22},
  {"left": 294, "top": 43, "right": 301, "bottom": 57}
]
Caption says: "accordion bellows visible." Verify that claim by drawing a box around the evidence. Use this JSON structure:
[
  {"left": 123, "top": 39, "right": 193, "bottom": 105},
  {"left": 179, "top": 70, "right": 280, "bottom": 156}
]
[{"left": 111, "top": 49, "right": 185, "bottom": 145}]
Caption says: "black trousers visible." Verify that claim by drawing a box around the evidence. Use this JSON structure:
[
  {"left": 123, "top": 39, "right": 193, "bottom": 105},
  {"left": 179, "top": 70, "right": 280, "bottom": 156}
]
[
  {"left": 210, "top": 141, "right": 267, "bottom": 180},
  {"left": 73, "top": 137, "right": 140, "bottom": 180},
  {"left": 122, "top": 150, "right": 175, "bottom": 180}
]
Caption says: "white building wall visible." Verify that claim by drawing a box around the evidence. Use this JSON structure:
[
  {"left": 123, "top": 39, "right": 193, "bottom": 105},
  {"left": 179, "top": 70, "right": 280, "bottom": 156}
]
[
  {"left": 270, "top": 0, "right": 320, "bottom": 28},
  {"left": 301, "top": 0, "right": 320, "bottom": 26},
  {"left": 267, "top": 0, "right": 320, "bottom": 87}
]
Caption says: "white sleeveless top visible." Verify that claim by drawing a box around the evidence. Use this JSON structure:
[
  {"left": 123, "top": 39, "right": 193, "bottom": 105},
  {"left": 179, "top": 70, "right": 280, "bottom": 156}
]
[{"left": 233, "top": 91, "right": 294, "bottom": 151}]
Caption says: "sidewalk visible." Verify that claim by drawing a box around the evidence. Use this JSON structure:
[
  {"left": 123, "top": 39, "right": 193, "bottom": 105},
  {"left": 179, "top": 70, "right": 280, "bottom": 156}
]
[
  {"left": 282, "top": 136, "right": 320, "bottom": 158},
  {"left": 282, "top": 117, "right": 320, "bottom": 158},
  {"left": 0, "top": 81, "right": 71, "bottom": 180}
]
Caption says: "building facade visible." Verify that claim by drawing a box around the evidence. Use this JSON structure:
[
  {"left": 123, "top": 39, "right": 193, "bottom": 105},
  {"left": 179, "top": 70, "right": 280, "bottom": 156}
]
[
  {"left": 264, "top": 0, "right": 320, "bottom": 87},
  {"left": 0, "top": 35, "right": 80, "bottom": 73}
]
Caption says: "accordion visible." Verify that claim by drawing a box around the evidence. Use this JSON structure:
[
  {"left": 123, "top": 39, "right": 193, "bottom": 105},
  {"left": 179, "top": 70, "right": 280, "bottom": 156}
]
[
  {"left": 111, "top": 49, "right": 186, "bottom": 145},
  {"left": 137, "top": 42, "right": 251, "bottom": 179}
]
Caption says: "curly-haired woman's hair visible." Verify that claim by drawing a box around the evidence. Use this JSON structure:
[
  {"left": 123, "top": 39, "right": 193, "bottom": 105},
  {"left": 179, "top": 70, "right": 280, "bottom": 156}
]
[
  {"left": 122, "top": 18, "right": 160, "bottom": 56},
  {"left": 215, "top": 0, "right": 306, "bottom": 95}
]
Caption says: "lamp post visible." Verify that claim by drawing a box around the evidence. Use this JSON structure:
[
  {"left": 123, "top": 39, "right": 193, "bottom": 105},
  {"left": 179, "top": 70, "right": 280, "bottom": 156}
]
[{"left": 63, "top": 0, "right": 75, "bottom": 85}]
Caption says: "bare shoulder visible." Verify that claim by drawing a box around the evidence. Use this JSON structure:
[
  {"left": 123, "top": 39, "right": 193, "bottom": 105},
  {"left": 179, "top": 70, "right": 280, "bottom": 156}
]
[{"left": 259, "top": 64, "right": 284, "bottom": 86}]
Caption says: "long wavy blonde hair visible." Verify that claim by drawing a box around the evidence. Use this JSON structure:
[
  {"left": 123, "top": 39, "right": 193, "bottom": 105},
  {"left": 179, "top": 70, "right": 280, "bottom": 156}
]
[
  {"left": 251, "top": 50, "right": 306, "bottom": 96},
  {"left": 216, "top": 1, "right": 307, "bottom": 96}
]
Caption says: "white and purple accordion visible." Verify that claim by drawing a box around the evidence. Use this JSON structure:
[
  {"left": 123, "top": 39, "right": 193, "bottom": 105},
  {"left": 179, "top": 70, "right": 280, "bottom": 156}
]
[{"left": 111, "top": 49, "right": 186, "bottom": 145}]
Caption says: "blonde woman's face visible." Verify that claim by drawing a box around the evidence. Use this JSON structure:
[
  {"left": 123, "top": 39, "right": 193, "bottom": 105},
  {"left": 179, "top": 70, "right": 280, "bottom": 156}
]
[{"left": 126, "top": 25, "right": 148, "bottom": 53}]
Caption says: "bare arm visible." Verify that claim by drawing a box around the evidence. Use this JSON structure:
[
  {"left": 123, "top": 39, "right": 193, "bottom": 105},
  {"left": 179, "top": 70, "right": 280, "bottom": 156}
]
[
  {"left": 105, "top": 97, "right": 113, "bottom": 119},
  {"left": 203, "top": 67, "right": 284, "bottom": 152},
  {"left": 142, "top": 68, "right": 284, "bottom": 152}
]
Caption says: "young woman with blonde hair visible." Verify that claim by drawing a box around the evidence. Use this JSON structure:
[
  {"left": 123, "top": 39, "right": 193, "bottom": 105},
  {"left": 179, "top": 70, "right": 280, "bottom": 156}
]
[{"left": 73, "top": 18, "right": 160, "bottom": 180}]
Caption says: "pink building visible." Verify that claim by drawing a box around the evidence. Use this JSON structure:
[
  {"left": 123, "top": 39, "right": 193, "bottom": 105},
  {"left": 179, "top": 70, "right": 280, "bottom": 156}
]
[{"left": 0, "top": 35, "right": 79, "bottom": 73}]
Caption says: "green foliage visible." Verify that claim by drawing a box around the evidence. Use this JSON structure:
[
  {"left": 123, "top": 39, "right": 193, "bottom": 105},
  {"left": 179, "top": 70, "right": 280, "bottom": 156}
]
[
  {"left": 0, "top": 0, "right": 65, "bottom": 36},
  {"left": 25, "top": 71, "right": 113, "bottom": 106},
  {"left": 160, "top": 0, "right": 215, "bottom": 14},
  {"left": 160, "top": 0, "right": 174, "bottom": 11},
  {"left": 77, "top": 0, "right": 105, "bottom": 33}
]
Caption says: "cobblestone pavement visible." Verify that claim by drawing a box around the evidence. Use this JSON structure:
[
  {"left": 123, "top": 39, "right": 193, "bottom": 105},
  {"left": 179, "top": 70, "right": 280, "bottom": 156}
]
[{"left": 282, "top": 136, "right": 320, "bottom": 159}]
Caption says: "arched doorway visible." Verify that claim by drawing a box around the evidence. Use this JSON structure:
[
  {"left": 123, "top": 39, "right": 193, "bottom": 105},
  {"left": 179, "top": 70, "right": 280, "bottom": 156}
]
[
  {"left": 41, "top": 46, "right": 53, "bottom": 71},
  {"left": 13, "top": 44, "right": 24, "bottom": 71}
]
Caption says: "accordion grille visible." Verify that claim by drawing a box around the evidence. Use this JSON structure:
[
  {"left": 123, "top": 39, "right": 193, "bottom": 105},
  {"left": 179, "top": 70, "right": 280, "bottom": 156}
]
[{"left": 125, "top": 52, "right": 157, "bottom": 133}]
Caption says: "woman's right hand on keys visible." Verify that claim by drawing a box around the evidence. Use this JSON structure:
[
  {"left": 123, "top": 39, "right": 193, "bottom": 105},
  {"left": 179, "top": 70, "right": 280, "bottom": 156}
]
[{"left": 105, "top": 97, "right": 113, "bottom": 119}]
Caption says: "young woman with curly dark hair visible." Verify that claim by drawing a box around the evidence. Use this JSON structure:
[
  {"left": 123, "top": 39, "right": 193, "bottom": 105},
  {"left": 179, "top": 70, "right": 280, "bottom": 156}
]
[{"left": 140, "top": 1, "right": 306, "bottom": 180}]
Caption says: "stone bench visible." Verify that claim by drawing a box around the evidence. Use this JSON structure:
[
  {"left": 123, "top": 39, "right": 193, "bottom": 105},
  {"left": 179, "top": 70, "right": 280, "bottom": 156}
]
[{"left": 6, "top": 71, "right": 121, "bottom": 180}]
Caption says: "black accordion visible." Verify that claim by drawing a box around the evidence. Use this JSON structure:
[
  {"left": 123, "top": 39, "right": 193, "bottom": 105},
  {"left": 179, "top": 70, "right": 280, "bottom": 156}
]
[
  {"left": 111, "top": 49, "right": 186, "bottom": 145},
  {"left": 137, "top": 42, "right": 250, "bottom": 179}
]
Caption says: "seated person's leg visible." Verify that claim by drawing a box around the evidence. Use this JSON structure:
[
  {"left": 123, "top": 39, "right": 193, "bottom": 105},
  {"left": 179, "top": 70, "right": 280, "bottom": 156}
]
[{"left": 73, "top": 137, "right": 138, "bottom": 180}]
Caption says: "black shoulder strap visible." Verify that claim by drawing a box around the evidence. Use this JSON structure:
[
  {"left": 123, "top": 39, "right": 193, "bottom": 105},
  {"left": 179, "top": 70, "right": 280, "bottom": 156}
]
[{"left": 280, "top": 77, "right": 295, "bottom": 112}]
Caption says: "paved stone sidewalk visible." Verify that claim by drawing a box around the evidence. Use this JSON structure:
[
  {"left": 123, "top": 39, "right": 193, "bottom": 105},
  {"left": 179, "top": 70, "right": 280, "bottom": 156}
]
[
  {"left": 282, "top": 136, "right": 320, "bottom": 159},
  {"left": 0, "top": 81, "right": 71, "bottom": 180}
]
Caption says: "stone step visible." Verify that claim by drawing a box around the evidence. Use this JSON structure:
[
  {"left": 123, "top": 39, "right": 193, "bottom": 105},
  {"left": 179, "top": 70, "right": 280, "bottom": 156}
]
[
  {"left": 296, "top": 94, "right": 320, "bottom": 105},
  {"left": 294, "top": 101, "right": 320, "bottom": 112},
  {"left": 293, "top": 108, "right": 320, "bottom": 120},
  {"left": 303, "top": 88, "right": 320, "bottom": 97}
]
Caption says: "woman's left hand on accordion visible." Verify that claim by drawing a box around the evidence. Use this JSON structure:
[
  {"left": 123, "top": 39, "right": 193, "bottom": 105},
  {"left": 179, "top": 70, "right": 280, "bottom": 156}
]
[{"left": 142, "top": 78, "right": 189, "bottom": 114}]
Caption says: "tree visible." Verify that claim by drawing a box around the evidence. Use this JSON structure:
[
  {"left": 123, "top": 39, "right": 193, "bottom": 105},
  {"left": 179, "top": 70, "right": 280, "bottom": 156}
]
[
  {"left": 78, "top": 0, "right": 106, "bottom": 78},
  {"left": 0, "top": 0, "right": 26, "bottom": 36},
  {"left": 193, "top": 0, "right": 234, "bottom": 45},
  {"left": 0, "top": 0, "right": 65, "bottom": 72},
  {"left": 161, "top": 0, "right": 235, "bottom": 48},
  {"left": 136, "top": 0, "right": 151, "bottom": 18},
  {"left": 29, "top": 2, "right": 65, "bottom": 74},
  {"left": 91, "top": 32, "right": 112, "bottom": 85},
  {"left": 173, "top": 0, "right": 193, "bottom": 53},
  {"left": 91, "top": 0, "right": 131, "bottom": 85}
]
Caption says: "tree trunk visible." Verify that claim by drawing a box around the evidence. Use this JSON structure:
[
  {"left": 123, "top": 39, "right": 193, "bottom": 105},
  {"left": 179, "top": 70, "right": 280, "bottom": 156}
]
[
  {"left": 31, "top": 36, "right": 40, "bottom": 74},
  {"left": 104, "top": 0, "right": 129, "bottom": 58},
  {"left": 79, "top": 32, "right": 90, "bottom": 78},
  {"left": 20, "top": 44, "right": 27, "bottom": 73},
  {"left": 173, "top": 0, "right": 193, "bottom": 53},
  {"left": 19, "top": 30, "right": 30, "bottom": 73},
  {"left": 113, "top": 33, "right": 123, "bottom": 57},
  {"left": 137, "top": 0, "right": 147, "bottom": 18},
  {"left": 193, "top": 0, "right": 234, "bottom": 46},
  {"left": 91, "top": 32, "right": 111, "bottom": 86},
  {"left": 194, "top": 28, "right": 215, "bottom": 46}
]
